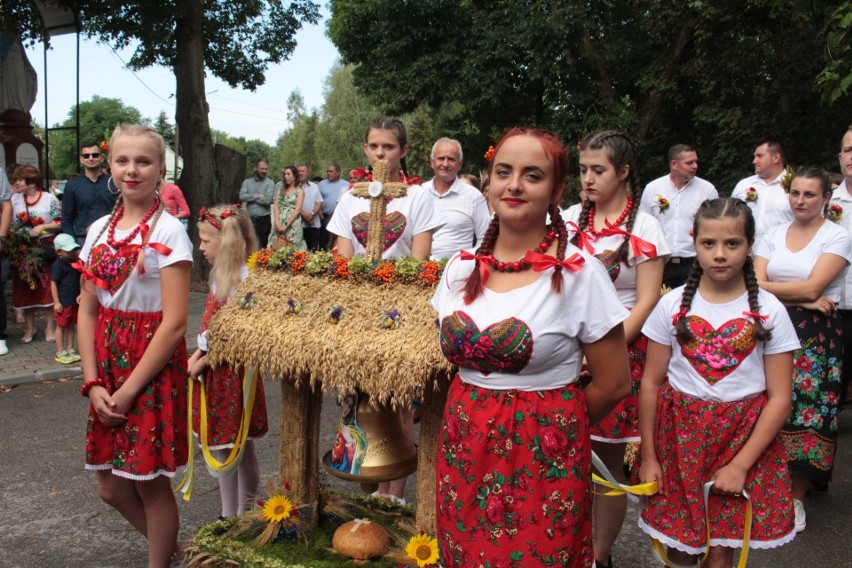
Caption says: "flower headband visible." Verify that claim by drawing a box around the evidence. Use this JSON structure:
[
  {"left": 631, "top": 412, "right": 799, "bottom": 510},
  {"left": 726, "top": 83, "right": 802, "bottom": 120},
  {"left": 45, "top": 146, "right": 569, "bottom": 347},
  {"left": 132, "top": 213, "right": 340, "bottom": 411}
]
[
  {"left": 199, "top": 204, "right": 242, "bottom": 230},
  {"left": 484, "top": 145, "right": 496, "bottom": 162}
]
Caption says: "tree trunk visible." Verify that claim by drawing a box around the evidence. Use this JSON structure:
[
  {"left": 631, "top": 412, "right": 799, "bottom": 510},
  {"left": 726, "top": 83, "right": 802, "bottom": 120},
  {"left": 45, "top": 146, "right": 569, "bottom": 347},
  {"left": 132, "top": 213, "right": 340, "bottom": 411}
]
[{"left": 173, "top": 0, "right": 217, "bottom": 281}]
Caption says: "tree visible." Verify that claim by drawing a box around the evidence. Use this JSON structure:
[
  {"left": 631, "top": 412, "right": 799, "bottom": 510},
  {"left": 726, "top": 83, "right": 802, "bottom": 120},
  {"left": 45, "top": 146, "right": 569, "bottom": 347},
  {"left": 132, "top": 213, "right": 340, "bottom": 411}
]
[
  {"left": 328, "top": 0, "right": 851, "bottom": 191},
  {"left": 277, "top": 90, "right": 319, "bottom": 173},
  {"left": 817, "top": 3, "right": 852, "bottom": 105},
  {"left": 48, "top": 96, "right": 144, "bottom": 179},
  {"left": 153, "top": 111, "right": 175, "bottom": 147},
  {"left": 10, "top": 0, "right": 320, "bottom": 231},
  {"left": 313, "top": 64, "right": 380, "bottom": 172}
]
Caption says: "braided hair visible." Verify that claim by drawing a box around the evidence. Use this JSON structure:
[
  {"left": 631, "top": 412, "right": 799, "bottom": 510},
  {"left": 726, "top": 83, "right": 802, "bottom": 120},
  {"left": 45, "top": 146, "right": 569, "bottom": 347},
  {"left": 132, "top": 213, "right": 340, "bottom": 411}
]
[
  {"left": 462, "top": 127, "right": 569, "bottom": 304},
  {"left": 674, "top": 198, "right": 771, "bottom": 342},
  {"left": 575, "top": 130, "right": 640, "bottom": 266}
]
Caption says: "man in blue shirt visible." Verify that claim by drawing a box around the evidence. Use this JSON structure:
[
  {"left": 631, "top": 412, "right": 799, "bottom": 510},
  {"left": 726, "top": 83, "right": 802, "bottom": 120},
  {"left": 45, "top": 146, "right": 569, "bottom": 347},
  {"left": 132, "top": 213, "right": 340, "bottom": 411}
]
[
  {"left": 61, "top": 142, "right": 116, "bottom": 246},
  {"left": 318, "top": 163, "right": 349, "bottom": 250}
]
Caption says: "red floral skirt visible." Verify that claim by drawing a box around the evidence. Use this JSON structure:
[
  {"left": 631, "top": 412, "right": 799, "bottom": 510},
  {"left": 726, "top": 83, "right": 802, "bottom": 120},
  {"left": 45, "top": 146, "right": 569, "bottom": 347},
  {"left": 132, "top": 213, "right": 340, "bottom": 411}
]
[
  {"left": 637, "top": 383, "right": 795, "bottom": 554},
  {"left": 590, "top": 334, "right": 646, "bottom": 443},
  {"left": 436, "top": 376, "right": 593, "bottom": 568},
  {"left": 11, "top": 262, "right": 53, "bottom": 309},
  {"left": 191, "top": 362, "right": 268, "bottom": 449},
  {"left": 85, "top": 307, "right": 189, "bottom": 480}
]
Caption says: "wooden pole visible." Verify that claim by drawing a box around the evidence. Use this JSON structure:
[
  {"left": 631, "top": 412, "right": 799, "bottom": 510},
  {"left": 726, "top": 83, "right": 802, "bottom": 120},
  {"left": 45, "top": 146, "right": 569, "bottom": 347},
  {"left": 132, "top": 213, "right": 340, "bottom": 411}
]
[{"left": 278, "top": 377, "right": 324, "bottom": 529}]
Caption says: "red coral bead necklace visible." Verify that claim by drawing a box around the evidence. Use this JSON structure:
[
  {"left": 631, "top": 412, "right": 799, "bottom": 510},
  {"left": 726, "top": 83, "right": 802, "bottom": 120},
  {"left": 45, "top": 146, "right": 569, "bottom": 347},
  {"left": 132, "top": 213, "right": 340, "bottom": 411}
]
[
  {"left": 107, "top": 197, "right": 161, "bottom": 249},
  {"left": 587, "top": 195, "right": 632, "bottom": 235},
  {"left": 492, "top": 229, "right": 558, "bottom": 272}
]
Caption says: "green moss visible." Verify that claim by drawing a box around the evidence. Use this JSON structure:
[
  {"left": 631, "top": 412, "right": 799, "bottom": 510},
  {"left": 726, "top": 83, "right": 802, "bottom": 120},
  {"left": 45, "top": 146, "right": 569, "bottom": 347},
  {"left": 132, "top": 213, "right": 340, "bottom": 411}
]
[{"left": 187, "top": 493, "right": 419, "bottom": 568}]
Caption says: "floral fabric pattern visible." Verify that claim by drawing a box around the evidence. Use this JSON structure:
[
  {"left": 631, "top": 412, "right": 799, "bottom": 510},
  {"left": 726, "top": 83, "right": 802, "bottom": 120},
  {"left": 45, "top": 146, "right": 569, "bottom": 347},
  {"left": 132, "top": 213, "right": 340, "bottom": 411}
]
[
  {"left": 636, "top": 383, "right": 795, "bottom": 554},
  {"left": 192, "top": 293, "right": 268, "bottom": 448},
  {"left": 591, "top": 334, "right": 646, "bottom": 442},
  {"left": 85, "top": 306, "right": 189, "bottom": 478},
  {"left": 351, "top": 210, "right": 407, "bottom": 252},
  {"left": 436, "top": 378, "right": 593, "bottom": 567},
  {"left": 268, "top": 190, "right": 306, "bottom": 251},
  {"left": 88, "top": 243, "right": 141, "bottom": 295},
  {"left": 439, "top": 311, "right": 534, "bottom": 376},
  {"left": 678, "top": 316, "right": 756, "bottom": 383},
  {"left": 781, "top": 307, "right": 842, "bottom": 483}
]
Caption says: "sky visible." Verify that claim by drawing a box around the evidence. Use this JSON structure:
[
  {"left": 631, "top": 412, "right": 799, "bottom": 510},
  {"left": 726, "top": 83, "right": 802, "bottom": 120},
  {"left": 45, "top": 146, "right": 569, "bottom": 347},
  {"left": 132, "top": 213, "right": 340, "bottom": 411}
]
[{"left": 23, "top": 13, "right": 340, "bottom": 146}]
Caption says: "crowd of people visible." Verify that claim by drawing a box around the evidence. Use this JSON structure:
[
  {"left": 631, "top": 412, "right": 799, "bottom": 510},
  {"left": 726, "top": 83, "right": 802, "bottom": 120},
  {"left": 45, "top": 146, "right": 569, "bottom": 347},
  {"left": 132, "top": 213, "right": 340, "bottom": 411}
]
[{"left": 0, "top": 120, "right": 850, "bottom": 568}]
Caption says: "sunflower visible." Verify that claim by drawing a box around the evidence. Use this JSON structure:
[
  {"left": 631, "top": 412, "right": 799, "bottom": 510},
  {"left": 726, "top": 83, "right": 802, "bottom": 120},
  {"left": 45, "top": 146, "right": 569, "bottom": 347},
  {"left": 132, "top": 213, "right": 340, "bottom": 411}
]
[
  {"left": 261, "top": 494, "right": 293, "bottom": 523},
  {"left": 405, "top": 532, "right": 439, "bottom": 567},
  {"left": 247, "top": 251, "right": 258, "bottom": 272}
]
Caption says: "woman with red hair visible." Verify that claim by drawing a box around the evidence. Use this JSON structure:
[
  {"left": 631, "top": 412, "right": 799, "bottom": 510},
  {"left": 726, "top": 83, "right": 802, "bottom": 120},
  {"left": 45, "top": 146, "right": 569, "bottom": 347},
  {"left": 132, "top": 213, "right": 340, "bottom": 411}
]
[{"left": 432, "top": 127, "right": 631, "bottom": 567}]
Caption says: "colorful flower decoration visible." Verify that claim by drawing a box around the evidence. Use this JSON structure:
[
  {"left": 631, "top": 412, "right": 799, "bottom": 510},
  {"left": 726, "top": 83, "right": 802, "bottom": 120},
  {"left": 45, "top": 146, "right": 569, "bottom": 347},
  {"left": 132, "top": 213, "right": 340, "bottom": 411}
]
[
  {"left": 329, "top": 305, "right": 344, "bottom": 324},
  {"left": 381, "top": 308, "right": 400, "bottom": 329},
  {"left": 239, "top": 291, "right": 256, "bottom": 310},
  {"left": 405, "top": 532, "right": 440, "bottom": 567},
  {"left": 248, "top": 248, "right": 445, "bottom": 289},
  {"left": 828, "top": 203, "right": 843, "bottom": 222},
  {"left": 286, "top": 298, "right": 302, "bottom": 314},
  {"left": 99, "top": 140, "right": 109, "bottom": 154},
  {"left": 484, "top": 145, "right": 496, "bottom": 162},
  {"left": 261, "top": 494, "right": 293, "bottom": 524},
  {"left": 4, "top": 226, "right": 45, "bottom": 290},
  {"left": 655, "top": 194, "right": 670, "bottom": 213},
  {"left": 745, "top": 187, "right": 758, "bottom": 202}
]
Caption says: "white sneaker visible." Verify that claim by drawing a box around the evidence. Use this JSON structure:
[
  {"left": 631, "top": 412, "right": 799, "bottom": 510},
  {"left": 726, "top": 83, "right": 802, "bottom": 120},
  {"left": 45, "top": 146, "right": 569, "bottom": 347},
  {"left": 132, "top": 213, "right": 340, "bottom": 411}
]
[
  {"left": 793, "top": 499, "right": 806, "bottom": 532},
  {"left": 0, "top": 340, "right": 8, "bottom": 356}
]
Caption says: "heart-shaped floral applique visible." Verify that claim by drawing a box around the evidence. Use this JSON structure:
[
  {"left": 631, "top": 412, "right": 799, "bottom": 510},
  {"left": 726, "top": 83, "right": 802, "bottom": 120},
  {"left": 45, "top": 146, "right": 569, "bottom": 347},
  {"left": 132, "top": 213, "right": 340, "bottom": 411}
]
[
  {"left": 351, "top": 211, "right": 407, "bottom": 251},
  {"left": 678, "top": 316, "right": 756, "bottom": 384},
  {"left": 595, "top": 249, "right": 620, "bottom": 282},
  {"left": 89, "top": 243, "right": 141, "bottom": 295},
  {"left": 439, "top": 311, "right": 533, "bottom": 375}
]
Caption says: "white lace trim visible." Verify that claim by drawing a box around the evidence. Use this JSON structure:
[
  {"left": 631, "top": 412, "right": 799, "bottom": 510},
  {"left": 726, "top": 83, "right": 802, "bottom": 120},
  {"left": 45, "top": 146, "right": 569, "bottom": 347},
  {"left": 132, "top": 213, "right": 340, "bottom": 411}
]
[
  {"left": 85, "top": 463, "right": 187, "bottom": 481},
  {"left": 638, "top": 518, "right": 798, "bottom": 554}
]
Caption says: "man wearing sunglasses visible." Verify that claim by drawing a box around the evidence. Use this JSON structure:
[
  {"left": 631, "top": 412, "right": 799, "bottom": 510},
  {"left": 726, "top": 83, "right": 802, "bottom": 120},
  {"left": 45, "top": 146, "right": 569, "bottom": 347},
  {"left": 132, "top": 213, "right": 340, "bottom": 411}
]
[{"left": 61, "top": 142, "right": 117, "bottom": 246}]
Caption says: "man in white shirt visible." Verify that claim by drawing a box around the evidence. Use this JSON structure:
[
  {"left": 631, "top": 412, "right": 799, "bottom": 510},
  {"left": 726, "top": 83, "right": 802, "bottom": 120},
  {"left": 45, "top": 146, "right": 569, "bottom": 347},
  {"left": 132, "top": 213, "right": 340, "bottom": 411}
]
[
  {"left": 732, "top": 139, "right": 792, "bottom": 239},
  {"left": 640, "top": 144, "right": 718, "bottom": 288},
  {"left": 421, "top": 138, "right": 490, "bottom": 260},
  {"left": 318, "top": 163, "right": 350, "bottom": 250},
  {"left": 830, "top": 125, "right": 852, "bottom": 403},
  {"left": 297, "top": 163, "right": 323, "bottom": 251}
]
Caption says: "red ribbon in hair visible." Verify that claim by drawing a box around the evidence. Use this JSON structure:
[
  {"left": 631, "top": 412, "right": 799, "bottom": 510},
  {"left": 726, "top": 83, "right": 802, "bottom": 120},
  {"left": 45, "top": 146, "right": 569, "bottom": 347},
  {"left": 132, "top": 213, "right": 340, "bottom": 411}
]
[
  {"left": 458, "top": 250, "right": 495, "bottom": 286},
  {"left": 524, "top": 251, "right": 585, "bottom": 272},
  {"left": 565, "top": 221, "right": 595, "bottom": 254},
  {"left": 742, "top": 310, "right": 768, "bottom": 323},
  {"left": 600, "top": 221, "right": 658, "bottom": 259},
  {"left": 671, "top": 307, "right": 689, "bottom": 326}
]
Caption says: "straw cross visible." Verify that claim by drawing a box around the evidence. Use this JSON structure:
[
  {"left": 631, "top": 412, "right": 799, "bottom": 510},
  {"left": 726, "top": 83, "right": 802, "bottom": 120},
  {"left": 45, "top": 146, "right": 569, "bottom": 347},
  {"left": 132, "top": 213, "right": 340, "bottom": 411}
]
[{"left": 348, "top": 159, "right": 408, "bottom": 262}]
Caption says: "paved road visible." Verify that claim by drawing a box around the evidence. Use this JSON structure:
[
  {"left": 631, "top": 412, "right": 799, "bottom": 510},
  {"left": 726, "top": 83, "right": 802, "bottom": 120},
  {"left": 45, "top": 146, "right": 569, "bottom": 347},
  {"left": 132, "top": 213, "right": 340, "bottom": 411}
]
[{"left": 1, "top": 290, "right": 850, "bottom": 567}]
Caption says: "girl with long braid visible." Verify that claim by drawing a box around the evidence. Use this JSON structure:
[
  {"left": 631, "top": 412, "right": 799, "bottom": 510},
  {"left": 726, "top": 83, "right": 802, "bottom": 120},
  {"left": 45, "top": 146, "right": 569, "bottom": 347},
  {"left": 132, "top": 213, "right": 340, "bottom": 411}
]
[
  {"left": 753, "top": 167, "right": 851, "bottom": 533},
  {"left": 432, "top": 127, "right": 631, "bottom": 567},
  {"left": 639, "top": 198, "right": 800, "bottom": 567},
  {"left": 77, "top": 125, "right": 193, "bottom": 567},
  {"left": 562, "top": 130, "right": 669, "bottom": 568}
]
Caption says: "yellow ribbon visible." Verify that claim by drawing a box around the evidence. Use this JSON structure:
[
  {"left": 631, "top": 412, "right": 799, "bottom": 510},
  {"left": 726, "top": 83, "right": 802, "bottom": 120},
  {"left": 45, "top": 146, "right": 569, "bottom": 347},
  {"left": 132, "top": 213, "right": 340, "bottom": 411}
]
[
  {"left": 591, "top": 452, "right": 753, "bottom": 568},
  {"left": 177, "top": 366, "right": 259, "bottom": 501},
  {"left": 650, "top": 482, "right": 752, "bottom": 568}
]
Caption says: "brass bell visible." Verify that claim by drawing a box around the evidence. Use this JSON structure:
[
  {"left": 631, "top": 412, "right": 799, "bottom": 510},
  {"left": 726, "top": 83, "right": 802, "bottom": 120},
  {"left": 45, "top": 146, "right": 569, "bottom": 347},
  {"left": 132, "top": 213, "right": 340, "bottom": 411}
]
[{"left": 322, "top": 391, "right": 417, "bottom": 490}]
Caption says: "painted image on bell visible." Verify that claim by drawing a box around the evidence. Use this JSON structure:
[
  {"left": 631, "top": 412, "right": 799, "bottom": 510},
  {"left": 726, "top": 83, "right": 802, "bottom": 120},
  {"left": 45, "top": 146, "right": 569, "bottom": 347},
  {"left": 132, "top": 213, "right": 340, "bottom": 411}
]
[{"left": 330, "top": 393, "right": 367, "bottom": 474}]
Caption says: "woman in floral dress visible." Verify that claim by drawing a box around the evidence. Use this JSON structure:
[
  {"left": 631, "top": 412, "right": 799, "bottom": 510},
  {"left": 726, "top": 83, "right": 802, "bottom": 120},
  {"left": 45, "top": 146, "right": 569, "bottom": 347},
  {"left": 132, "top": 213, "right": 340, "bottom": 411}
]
[
  {"left": 432, "top": 127, "right": 630, "bottom": 567},
  {"left": 9, "top": 164, "right": 60, "bottom": 342},
  {"left": 268, "top": 165, "right": 306, "bottom": 251},
  {"left": 754, "top": 166, "right": 851, "bottom": 532}
]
